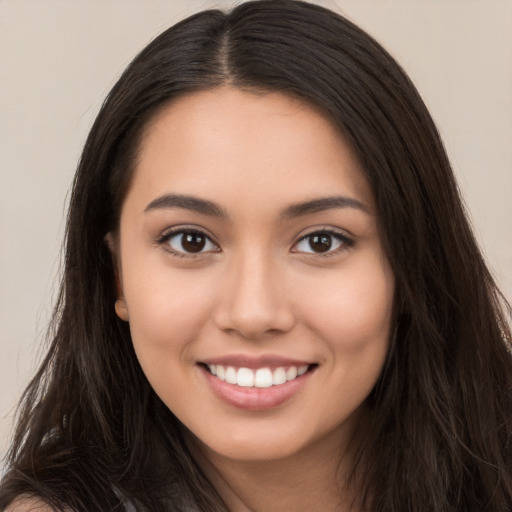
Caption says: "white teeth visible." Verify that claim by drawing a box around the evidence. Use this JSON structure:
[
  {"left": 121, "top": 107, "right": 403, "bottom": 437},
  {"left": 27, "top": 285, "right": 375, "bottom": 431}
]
[
  {"left": 225, "top": 366, "right": 237, "bottom": 384},
  {"left": 272, "top": 367, "right": 287, "bottom": 385},
  {"left": 297, "top": 365, "right": 308, "bottom": 376},
  {"left": 286, "top": 366, "right": 298, "bottom": 381},
  {"left": 254, "top": 368, "right": 273, "bottom": 388},
  {"left": 207, "top": 364, "right": 310, "bottom": 388},
  {"left": 237, "top": 367, "right": 254, "bottom": 387}
]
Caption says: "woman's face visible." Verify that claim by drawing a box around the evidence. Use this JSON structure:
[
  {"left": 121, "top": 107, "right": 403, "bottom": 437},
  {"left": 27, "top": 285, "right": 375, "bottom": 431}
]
[{"left": 113, "top": 87, "right": 394, "bottom": 463}]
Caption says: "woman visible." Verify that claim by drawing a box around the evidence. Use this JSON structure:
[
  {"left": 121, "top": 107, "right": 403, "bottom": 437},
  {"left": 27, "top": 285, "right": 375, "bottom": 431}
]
[{"left": 1, "top": 0, "right": 511, "bottom": 510}]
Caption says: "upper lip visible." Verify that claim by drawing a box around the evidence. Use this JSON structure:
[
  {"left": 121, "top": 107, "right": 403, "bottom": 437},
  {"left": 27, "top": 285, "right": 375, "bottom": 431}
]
[{"left": 200, "top": 354, "right": 315, "bottom": 369}]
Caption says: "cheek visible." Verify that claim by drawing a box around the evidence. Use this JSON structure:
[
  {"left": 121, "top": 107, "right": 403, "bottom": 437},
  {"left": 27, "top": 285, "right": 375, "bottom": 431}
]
[
  {"left": 122, "top": 266, "right": 217, "bottom": 365},
  {"left": 122, "top": 268, "right": 220, "bottom": 414},
  {"left": 296, "top": 254, "right": 394, "bottom": 352}
]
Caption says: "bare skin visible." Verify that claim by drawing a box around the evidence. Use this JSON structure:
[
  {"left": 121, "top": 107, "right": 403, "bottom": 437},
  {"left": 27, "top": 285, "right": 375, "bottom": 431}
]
[
  {"left": 108, "top": 87, "right": 394, "bottom": 511},
  {"left": 188, "top": 418, "right": 360, "bottom": 512},
  {"left": 5, "top": 497, "right": 59, "bottom": 512}
]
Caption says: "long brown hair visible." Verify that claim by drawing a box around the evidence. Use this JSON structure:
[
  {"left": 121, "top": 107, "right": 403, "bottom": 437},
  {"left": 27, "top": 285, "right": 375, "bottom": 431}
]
[{"left": 2, "top": 1, "right": 511, "bottom": 510}]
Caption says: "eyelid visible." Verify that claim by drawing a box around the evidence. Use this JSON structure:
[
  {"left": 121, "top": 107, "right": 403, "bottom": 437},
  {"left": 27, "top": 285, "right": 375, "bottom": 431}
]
[
  {"left": 291, "top": 226, "right": 355, "bottom": 256},
  {"left": 156, "top": 225, "right": 220, "bottom": 258}
]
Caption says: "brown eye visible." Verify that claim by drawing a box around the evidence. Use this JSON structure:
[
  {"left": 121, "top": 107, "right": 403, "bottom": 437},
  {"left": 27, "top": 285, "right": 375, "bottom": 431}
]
[
  {"left": 308, "top": 234, "right": 332, "bottom": 253},
  {"left": 292, "top": 230, "right": 353, "bottom": 255},
  {"left": 182, "top": 232, "right": 206, "bottom": 252},
  {"left": 166, "top": 230, "right": 218, "bottom": 254}
]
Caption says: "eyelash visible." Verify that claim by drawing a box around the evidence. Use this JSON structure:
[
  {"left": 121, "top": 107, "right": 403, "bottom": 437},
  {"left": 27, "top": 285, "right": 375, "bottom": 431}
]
[
  {"left": 157, "top": 228, "right": 220, "bottom": 259},
  {"left": 292, "top": 229, "right": 355, "bottom": 257},
  {"left": 156, "top": 227, "right": 354, "bottom": 258}
]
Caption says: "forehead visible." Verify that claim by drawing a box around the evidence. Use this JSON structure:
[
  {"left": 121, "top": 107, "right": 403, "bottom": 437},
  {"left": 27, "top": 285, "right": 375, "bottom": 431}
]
[{"left": 124, "top": 87, "right": 374, "bottom": 215}]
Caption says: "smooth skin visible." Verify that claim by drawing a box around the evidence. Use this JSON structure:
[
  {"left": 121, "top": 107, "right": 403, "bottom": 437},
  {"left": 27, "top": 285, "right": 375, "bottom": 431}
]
[{"left": 108, "top": 87, "right": 395, "bottom": 512}]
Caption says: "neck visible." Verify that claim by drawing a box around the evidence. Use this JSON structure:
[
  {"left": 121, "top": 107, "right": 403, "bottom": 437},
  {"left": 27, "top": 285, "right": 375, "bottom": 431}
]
[{"left": 187, "top": 428, "right": 361, "bottom": 512}]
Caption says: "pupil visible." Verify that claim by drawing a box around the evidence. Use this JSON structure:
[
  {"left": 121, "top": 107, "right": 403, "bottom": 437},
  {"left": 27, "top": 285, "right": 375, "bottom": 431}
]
[
  {"left": 182, "top": 233, "right": 205, "bottom": 252},
  {"left": 310, "top": 234, "right": 332, "bottom": 253}
]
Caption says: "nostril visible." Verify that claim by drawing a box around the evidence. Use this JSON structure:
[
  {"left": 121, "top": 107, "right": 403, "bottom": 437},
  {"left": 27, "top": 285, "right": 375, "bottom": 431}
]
[
  {"left": 213, "top": 291, "right": 296, "bottom": 338},
  {"left": 211, "top": 262, "right": 295, "bottom": 337}
]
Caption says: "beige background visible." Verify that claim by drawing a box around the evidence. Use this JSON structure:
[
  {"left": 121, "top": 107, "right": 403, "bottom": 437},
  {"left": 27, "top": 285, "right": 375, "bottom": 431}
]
[{"left": 1, "top": 0, "right": 511, "bottom": 464}]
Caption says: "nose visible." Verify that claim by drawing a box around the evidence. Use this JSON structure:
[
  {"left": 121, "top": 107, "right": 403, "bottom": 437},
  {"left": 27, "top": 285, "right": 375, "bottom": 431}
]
[{"left": 212, "top": 251, "right": 296, "bottom": 340}]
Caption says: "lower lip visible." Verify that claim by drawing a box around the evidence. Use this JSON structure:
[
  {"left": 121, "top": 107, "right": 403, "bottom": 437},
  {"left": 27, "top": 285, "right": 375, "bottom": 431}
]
[{"left": 200, "top": 365, "right": 313, "bottom": 411}]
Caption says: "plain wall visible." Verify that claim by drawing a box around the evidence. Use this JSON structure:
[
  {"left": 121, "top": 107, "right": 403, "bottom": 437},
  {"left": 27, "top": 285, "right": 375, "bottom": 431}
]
[{"left": 1, "top": 0, "right": 511, "bottom": 463}]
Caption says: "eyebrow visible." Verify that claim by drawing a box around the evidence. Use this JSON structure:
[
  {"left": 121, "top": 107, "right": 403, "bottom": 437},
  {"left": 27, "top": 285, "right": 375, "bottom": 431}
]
[
  {"left": 144, "top": 194, "right": 229, "bottom": 218},
  {"left": 282, "top": 196, "right": 370, "bottom": 218},
  {"left": 144, "top": 193, "right": 369, "bottom": 218}
]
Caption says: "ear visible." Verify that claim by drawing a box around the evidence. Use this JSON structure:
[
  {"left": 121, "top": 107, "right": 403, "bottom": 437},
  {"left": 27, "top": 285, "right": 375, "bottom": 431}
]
[{"left": 104, "top": 232, "right": 129, "bottom": 322}]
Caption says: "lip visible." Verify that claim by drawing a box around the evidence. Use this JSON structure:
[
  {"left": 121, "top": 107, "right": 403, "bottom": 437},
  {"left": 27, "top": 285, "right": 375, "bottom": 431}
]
[{"left": 198, "top": 357, "right": 316, "bottom": 411}]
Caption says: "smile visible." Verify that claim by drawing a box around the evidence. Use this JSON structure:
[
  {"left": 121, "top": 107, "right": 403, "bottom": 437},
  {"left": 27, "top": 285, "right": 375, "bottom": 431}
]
[
  {"left": 199, "top": 360, "right": 316, "bottom": 411},
  {"left": 206, "top": 364, "right": 310, "bottom": 388}
]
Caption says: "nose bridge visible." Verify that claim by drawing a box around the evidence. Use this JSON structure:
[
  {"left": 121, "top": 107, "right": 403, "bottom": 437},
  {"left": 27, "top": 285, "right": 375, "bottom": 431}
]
[{"left": 213, "top": 247, "right": 294, "bottom": 339}]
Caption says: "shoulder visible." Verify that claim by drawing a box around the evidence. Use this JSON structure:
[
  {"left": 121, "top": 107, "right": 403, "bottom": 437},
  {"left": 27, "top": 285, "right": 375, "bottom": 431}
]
[{"left": 4, "top": 496, "right": 67, "bottom": 512}]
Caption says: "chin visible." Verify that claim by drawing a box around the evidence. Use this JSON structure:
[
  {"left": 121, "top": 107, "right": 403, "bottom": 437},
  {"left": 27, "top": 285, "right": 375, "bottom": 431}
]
[{"left": 186, "top": 411, "right": 354, "bottom": 466}]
